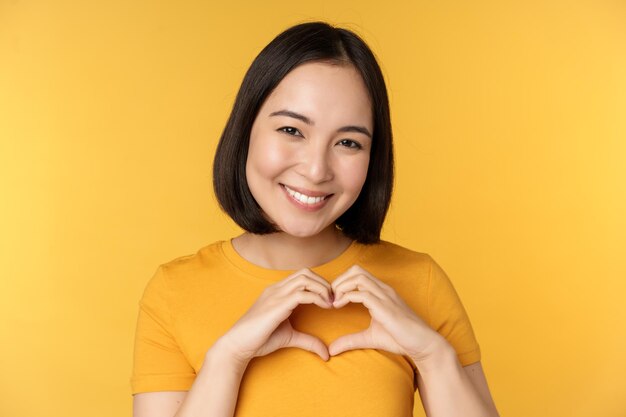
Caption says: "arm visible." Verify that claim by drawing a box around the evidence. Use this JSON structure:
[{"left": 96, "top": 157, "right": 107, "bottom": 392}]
[
  {"left": 133, "top": 392, "right": 186, "bottom": 417},
  {"left": 133, "top": 339, "right": 249, "bottom": 417},
  {"left": 462, "top": 361, "right": 499, "bottom": 414},
  {"left": 414, "top": 342, "right": 499, "bottom": 417},
  {"left": 133, "top": 269, "right": 335, "bottom": 417},
  {"left": 328, "top": 265, "right": 498, "bottom": 416}
]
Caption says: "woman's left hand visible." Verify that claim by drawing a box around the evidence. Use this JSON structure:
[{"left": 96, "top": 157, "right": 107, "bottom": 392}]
[{"left": 329, "top": 265, "right": 448, "bottom": 364}]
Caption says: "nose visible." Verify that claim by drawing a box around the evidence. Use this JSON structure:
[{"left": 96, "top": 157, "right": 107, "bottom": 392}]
[{"left": 297, "top": 142, "right": 334, "bottom": 184}]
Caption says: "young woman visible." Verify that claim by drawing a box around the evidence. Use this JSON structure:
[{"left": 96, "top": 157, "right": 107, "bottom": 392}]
[{"left": 131, "top": 21, "right": 499, "bottom": 417}]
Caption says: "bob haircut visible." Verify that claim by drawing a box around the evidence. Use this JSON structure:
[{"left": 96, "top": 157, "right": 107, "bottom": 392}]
[{"left": 213, "top": 21, "right": 394, "bottom": 244}]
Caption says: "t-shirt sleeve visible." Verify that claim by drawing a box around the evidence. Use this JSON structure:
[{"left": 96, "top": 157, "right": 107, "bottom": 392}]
[
  {"left": 130, "top": 265, "right": 196, "bottom": 394},
  {"left": 426, "top": 256, "right": 481, "bottom": 366}
]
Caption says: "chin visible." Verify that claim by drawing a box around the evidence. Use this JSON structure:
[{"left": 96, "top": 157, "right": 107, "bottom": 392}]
[
  {"left": 282, "top": 228, "right": 320, "bottom": 238},
  {"left": 277, "top": 223, "right": 326, "bottom": 239}
]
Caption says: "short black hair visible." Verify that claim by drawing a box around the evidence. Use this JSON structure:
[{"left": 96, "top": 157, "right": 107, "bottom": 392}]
[{"left": 213, "top": 21, "right": 394, "bottom": 244}]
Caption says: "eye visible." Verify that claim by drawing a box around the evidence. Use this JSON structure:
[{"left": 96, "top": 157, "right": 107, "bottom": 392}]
[
  {"left": 337, "top": 139, "right": 363, "bottom": 150},
  {"left": 277, "top": 126, "right": 303, "bottom": 137}
]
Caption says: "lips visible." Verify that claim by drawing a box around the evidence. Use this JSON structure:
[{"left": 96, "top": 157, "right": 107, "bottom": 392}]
[{"left": 280, "top": 184, "right": 333, "bottom": 210}]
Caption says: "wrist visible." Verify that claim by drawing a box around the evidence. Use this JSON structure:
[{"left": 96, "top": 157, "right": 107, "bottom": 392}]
[
  {"left": 409, "top": 335, "right": 458, "bottom": 375},
  {"left": 206, "top": 337, "right": 251, "bottom": 373}
]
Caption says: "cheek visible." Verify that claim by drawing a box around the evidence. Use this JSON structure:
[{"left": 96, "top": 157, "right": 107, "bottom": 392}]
[
  {"left": 247, "top": 137, "right": 292, "bottom": 179},
  {"left": 340, "top": 156, "right": 370, "bottom": 194}
]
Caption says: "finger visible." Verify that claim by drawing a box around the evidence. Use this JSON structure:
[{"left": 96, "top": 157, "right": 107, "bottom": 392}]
[
  {"left": 261, "top": 288, "right": 333, "bottom": 327},
  {"left": 332, "top": 265, "right": 396, "bottom": 297},
  {"left": 332, "top": 290, "right": 384, "bottom": 312},
  {"left": 287, "top": 330, "right": 330, "bottom": 361},
  {"left": 278, "top": 274, "right": 333, "bottom": 303},
  {"left": 279, "top": 268, "right": 331, "bottom": 290},
  {"left": 328, "top": 330, "right": 373, "bottom": 356},
  {"left": 332, "top": 265, "right": 383, "bottom": 293},
  {"left": 285, "top": 290, "right": 333, "bottom": 310},
  {"left": 333, "top": 274, "right": 389, "bottom": 302},
  {"left": 277, "top": 269, "right": 333, "bottom": 301},
  {"left": 330, "top": 265, "right": 362, "bottom": 290}
]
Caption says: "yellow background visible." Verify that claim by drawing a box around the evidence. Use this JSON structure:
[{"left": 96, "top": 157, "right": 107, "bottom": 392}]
[{"left": 1, "top": 1, "right": 625, "bottom": 416}]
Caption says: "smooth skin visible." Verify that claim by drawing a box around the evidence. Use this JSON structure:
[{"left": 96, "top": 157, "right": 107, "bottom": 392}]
[{"left": 134, "top": 62, "right": 499, "bottom": 416}]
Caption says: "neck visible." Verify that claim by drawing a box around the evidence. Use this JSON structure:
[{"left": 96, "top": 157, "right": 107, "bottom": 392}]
[{"left": 231, "top": 226, "right": 353, "bottom": 270}]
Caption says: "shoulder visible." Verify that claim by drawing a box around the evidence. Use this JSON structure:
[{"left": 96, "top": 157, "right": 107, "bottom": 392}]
[
  {"left": 150, "top": 240, "right": 228, "bottom": 288},
  {"left": 159, "top": 240, "right": 224, "bottom": 271},
  {"left": 360, "top": 239, "right": 434, "bottom": 267},
  {"left": 356, "top": 240, "right": 437, "bottom": 282},
  {"left": 138, "top": 241, "right": 239, "bottom": 323}
]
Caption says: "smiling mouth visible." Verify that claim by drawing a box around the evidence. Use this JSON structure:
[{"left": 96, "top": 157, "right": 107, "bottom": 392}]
[{"left": 281, "top": 184, "right": 333, "bottom": 205}]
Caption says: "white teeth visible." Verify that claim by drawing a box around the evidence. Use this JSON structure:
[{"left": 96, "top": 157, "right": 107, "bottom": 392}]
[{"left": 283, "top": 185, "right": 326, "bottom": 205}]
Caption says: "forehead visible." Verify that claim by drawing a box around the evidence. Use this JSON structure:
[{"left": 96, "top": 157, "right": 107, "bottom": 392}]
[{"left": 258, "top": 61, "right": 373, "bottom": 127}]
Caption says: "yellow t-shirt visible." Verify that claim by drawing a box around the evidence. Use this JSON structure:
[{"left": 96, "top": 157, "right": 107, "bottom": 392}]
[{"left": 131, "top": 239, "right": 481, "bottom": 416}]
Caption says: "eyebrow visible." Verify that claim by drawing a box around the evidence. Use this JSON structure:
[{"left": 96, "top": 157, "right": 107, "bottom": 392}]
[{"left": 269, "top": 109, "right": 372, "bottom": 138}]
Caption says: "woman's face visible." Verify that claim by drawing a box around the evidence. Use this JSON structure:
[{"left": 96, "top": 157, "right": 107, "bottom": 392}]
[{"left": 246, "top": 61, "right": 373, "bottom": 238}]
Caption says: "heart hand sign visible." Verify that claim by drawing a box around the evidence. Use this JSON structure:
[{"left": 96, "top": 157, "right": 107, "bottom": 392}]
[{"left": 218, "top": 265, "right": 449, "bottom": 369}]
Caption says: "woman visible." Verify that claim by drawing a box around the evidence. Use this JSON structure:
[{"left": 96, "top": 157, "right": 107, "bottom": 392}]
[{"left": 131, "top": 21, "right": 499, "bottom": 417}]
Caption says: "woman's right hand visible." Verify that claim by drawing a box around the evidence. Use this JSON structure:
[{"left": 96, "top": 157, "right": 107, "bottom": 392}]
[{"left": 215, "top": 268, "right": 334, "bottom": 367}]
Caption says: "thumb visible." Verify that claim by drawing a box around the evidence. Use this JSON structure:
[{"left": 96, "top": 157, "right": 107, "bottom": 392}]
[
  {"left": 328, "top": 330, "right": 373, "bottom": 356},
  {"left": 286, "top": 330, "right": 330, "bottom": 361}
]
